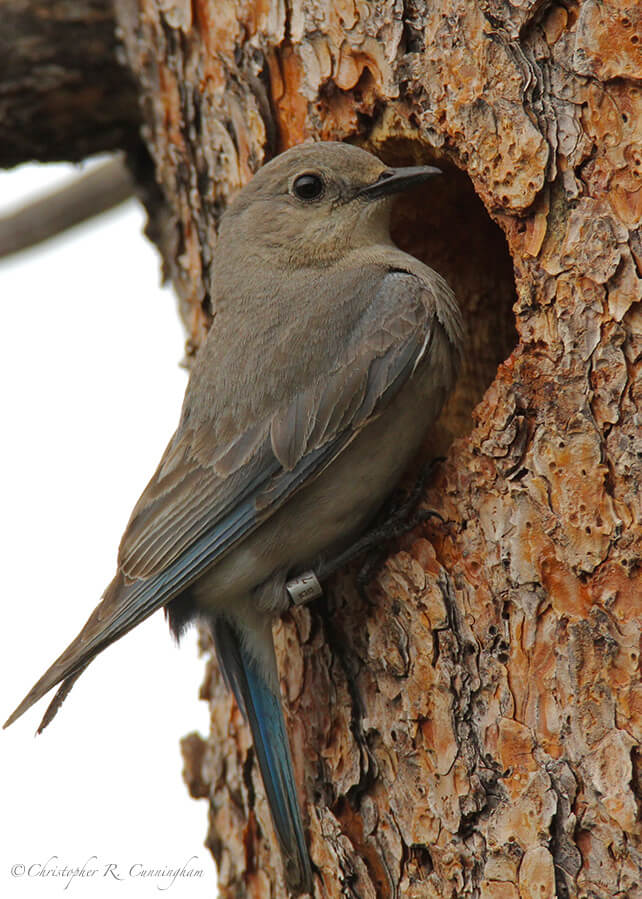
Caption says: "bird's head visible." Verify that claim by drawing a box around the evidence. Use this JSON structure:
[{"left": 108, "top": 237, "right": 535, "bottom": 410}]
[{"left": 216, "top": 141, "right": 441, "bottom": 269}]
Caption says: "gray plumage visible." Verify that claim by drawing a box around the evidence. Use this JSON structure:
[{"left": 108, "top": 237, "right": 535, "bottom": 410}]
[{"left": 4, "top": 141, "right": 463, "bottom": 894}]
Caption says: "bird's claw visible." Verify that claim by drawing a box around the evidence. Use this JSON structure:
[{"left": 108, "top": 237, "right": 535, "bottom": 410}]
[{"left": 285, "top": 459, "right": 447, "bottom": 606}]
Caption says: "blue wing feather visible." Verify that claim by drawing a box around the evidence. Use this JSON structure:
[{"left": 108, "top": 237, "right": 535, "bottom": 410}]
[{"left": 4, "top": 270, "right": 442, "bottom": 731}]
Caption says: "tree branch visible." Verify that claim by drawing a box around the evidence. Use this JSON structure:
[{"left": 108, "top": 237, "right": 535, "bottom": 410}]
[
  {"left": 0, "top": 156, "right": 134, "bottom": 258},
  {"left": 0, "top": 0, "right": 140, "bottom": 168}
]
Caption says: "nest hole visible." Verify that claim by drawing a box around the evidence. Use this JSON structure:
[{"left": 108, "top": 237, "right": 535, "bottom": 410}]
[{"left": 367, "top": 137, "right": 518, "bottom": 455}]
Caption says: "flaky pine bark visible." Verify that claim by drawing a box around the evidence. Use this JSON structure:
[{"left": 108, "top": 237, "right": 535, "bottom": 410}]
[
  {"left": 8, "top": 1, "right": 639, "bottom": 896},
  {"left": 112, "top": 1, "right": 642, "bottom": 897}
]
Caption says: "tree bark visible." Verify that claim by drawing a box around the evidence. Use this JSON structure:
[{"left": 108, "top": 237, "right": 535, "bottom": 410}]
[
  {"left": 108, "top": 1, "right": 642, "bottom": 896},
  {"left": 0, "top": 1, "right": 140, "bottom": 166}
]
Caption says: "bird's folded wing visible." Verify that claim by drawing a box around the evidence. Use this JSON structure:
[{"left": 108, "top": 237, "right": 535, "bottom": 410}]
[
  {"left": 117, "top": 270, "right": 445, "bottom": 582},
  {"left": 5, "top": 271, "right": 450, "bottom": 729}
]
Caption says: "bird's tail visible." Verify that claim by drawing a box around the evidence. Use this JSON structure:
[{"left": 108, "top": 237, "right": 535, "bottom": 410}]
[{"left": 212, "top": 616, "right": 312, "bottom": 895}]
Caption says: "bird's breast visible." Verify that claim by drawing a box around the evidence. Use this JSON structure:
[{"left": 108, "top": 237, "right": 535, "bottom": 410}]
[{"left": 193, "top": 325, "right": 456, "bottom": 617}]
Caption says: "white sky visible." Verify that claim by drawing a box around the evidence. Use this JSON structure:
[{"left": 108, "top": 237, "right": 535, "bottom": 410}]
[{"left": 0, "top": 160, "right": 218, "bottom": 897}]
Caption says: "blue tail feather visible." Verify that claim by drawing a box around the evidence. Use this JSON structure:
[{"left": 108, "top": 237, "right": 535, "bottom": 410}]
[{"left": 213, "top": 617, "right": 312, "bottom": 894}]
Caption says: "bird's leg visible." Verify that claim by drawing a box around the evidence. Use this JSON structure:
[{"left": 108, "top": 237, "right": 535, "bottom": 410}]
[
  {"left": 328, "top": 455, "right": 446, "bottom": 587},
  {"left": 285, "top": 457, "right": 446, "bottom": 605},
  {"left": 390, "top": 455, "right": 446, "bottom": 531}
]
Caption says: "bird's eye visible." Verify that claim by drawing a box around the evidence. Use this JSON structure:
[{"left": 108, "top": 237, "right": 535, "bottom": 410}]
[{"left": 292, "top": 173, "right": 324, "bottom": 201}]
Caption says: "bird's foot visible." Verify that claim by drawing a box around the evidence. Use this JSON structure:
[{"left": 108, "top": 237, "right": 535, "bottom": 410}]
[{"left": 285, "top": 458, "right": 445, "bottom": 605}]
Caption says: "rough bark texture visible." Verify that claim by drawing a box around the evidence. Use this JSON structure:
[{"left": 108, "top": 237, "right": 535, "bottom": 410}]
[
  {"left": 108, "top": 2, "right": 640, "bottom": 897},
  {"left": 0, "top": 0, "right": 140, "bottom": 166}
]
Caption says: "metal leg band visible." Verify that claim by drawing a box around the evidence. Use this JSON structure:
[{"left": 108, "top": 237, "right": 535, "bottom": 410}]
[{"left": 285, "top": 571, "right": 323, "bottom": 606}]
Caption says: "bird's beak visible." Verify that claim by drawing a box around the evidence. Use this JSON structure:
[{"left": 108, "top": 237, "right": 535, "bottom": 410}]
[{"left": 358, "top": 165, "right": 442, "bottom": 200}]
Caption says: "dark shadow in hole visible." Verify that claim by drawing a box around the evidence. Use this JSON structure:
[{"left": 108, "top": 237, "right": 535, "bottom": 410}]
[{"left": 369, "top": 139, "right": 518, "bottom": 454}]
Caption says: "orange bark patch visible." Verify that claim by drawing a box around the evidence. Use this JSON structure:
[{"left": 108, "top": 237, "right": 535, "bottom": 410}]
[
  {"left": 420, "top": 689, "right": 457, "bottom": 776},
  {"left": 157, "top": 64, "right": 185, "bottom": 150},
  {"left": 539, "top": 552, "right": 592, "bottom": 619},
  {"left": 497, "top": 718, "right": 537, "bottom": 780},
  {"left": 618, "top": 684, "right": 642, "bottom": 742},
  {"left": 192, "top": 0, "right": 237, "bottom": 89},
  {"left": 334, "top": 42, "right": 386, "bottom": 92},
  {"left": 268, "top": 47, "right": 309, "bottom": 150},
  {"left": 574, "top": 1, "right": 642, "bottom": 81},
  {"left": 592, "top": 561, "right": 641, "bottom": 625},
  {"left": 318, "top": 88, "right": 360, "bottom": 142},
  {"left": 585, "top": 730, "right": 638, "bottom": 831},
  {"left": 518, "top": 846, "right": 555, "bottom": 899},
  {"left": 480, "top": 881, "right": 520, "bottom": 899}
]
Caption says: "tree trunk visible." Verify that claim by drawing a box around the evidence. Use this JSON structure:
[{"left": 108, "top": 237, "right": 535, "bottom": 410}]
[{"left": 47, "top": 1, "right": 642, "bottom": 896}]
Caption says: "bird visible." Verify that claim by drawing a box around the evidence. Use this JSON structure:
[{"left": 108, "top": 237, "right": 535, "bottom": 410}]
[{"left": 4, "top": 141, "right": 463, "bottom": 894}]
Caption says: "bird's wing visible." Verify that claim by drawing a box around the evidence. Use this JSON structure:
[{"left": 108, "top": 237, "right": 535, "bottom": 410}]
[{"left": 5, "top": 270, "right": 453, "bottom": 730}]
